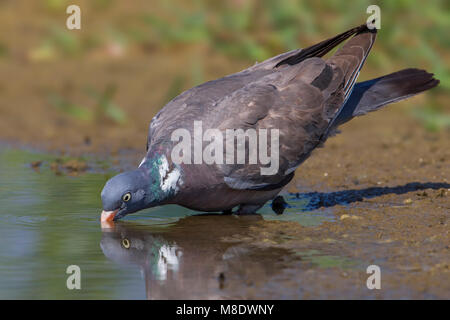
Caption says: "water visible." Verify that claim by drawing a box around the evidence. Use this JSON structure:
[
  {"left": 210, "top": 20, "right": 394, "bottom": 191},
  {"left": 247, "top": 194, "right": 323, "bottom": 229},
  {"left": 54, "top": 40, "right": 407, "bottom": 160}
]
[{"left": 0, "top": 147, "right": 353, "bottom": 299}]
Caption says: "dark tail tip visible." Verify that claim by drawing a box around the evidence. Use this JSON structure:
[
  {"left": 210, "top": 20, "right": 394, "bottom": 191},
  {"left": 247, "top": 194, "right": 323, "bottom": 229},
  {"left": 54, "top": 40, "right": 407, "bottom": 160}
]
[
  {"left": 361, "top": 19, "right": 378, "bottom": 34},
  {"left": 275, "top": 22, "right": 376, "bottom": 68}
]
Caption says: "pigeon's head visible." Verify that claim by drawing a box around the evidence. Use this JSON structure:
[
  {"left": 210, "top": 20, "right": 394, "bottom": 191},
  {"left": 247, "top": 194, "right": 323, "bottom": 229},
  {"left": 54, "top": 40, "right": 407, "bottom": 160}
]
[
  {"left": 100, "top": 155, "right": 183, "bottom": 222},
  {"left": 100, "top": 169, "right": 151, "bottom": 222}
]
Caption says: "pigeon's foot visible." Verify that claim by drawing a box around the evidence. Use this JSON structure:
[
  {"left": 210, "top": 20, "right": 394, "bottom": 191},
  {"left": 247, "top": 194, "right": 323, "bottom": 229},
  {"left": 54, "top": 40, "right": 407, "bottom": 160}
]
[{"left": 271, "top": 196, "right": 287, "bottom": 215}]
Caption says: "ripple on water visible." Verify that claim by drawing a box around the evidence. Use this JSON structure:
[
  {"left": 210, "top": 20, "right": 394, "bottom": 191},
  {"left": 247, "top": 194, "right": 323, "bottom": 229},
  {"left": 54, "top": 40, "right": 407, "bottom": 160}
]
[{"left": 0, "top": 214, "right": 48, "bottom": 228}]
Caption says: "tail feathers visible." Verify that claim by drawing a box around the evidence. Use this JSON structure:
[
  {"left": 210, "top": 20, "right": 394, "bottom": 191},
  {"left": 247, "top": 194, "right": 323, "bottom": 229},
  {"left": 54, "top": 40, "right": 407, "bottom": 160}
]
[{"left": 332, "top": 68, "right": 440, "bottom": 127}]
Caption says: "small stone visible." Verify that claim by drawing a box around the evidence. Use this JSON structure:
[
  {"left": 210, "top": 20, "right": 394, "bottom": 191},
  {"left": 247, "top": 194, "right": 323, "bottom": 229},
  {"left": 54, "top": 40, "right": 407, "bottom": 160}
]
[
  {"left": 424, "top": 235, "right": 437, "bottom": 243},
  {"left": 31, "top": 160, "right": 42, "bottom": 168},
  {"left": 378, "top": 239, "right": 394, "bottom": 244},
  {"left": 340, "top": 214, "right": 361, "bottom": 221},
  {"left": 436, "top": 189, "right": 447, "bottom": 198},
  {"left": 403, "top": 198, "right": 413, "bottom": 204},
  {"left": 84, "top": 136, "right": 91, "bottom": 146},
  {"left": 417, "top": 191, "right": 428, "bottom": 197},
  {"left": 62, "top": 159, "right": 88, "bottom": 173},
  {"left": 50, "top": 162, "right": 61, "bottom": 175},
  {"left": 30, "top": 161, "right": 42, "bottom": 169}
]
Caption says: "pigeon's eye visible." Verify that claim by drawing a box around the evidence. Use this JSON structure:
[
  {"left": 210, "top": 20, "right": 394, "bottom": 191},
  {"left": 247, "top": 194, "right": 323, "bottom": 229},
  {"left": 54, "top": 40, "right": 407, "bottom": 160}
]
[
  {"left": 121, "top": 238, "right": 130, "bottom": 249},
  {"left": 122, "top": 192, "right": 131, "bottom": 202}
]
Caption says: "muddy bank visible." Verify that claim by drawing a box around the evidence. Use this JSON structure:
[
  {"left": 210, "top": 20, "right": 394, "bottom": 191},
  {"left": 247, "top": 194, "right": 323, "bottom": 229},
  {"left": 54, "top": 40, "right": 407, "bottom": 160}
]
[{"left": 228, "top": 186, "right": 449, "bottom": 299}]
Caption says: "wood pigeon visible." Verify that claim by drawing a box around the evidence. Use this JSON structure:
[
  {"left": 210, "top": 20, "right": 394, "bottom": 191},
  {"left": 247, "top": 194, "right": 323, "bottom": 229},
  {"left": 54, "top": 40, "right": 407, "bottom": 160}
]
[{"left": 101, "top": 23, "right": 439, "bottom": 221}]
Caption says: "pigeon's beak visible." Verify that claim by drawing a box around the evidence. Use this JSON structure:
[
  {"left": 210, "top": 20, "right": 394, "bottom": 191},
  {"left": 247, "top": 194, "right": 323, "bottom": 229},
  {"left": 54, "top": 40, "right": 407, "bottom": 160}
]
[
  {"left": 100, "top": 220, "right": 115, "bottom": 229},
  {"left": 101, "top": 209, "right": 118, "bottom": 222}
]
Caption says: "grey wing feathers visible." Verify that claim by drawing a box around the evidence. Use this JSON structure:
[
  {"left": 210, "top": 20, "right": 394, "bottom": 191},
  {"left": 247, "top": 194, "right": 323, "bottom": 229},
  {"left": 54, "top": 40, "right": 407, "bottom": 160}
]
[
  {"left": 215, "top": 61, "right": 331, "bottom": 190},
  {"left": 327, "top": 29, "right": 376, "bottom": 100},
  {"left": 219, "top": 28, "right": 378, "bottom": 190},
  {"left": 146, "top": 68, "right": 273, "bottom": 148},
  {"left": 146, "top": 23, "right": 379, "bottom": 191}
]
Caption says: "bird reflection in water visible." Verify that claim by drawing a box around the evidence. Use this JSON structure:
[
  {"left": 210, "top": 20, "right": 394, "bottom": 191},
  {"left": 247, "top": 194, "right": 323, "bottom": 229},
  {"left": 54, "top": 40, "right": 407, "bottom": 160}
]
[{"left": 100, "top": 214, "right": 295, "bottom": 299}]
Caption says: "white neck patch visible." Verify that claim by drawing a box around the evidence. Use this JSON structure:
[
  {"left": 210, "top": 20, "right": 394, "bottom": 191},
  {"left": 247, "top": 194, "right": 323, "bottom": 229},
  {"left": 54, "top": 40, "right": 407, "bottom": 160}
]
[{"left": 158, "top": 155, "right": 183, "bottom": 193}]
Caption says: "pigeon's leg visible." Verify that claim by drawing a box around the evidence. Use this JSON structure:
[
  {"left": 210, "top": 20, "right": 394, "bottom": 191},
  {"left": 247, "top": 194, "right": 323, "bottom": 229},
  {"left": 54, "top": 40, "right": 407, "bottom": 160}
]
[
  {"left": 222, "top": 209, "right": 233, "bottom": 215},
  {"left": 236, "top": 204, "right": 264, "bottom": 215}
]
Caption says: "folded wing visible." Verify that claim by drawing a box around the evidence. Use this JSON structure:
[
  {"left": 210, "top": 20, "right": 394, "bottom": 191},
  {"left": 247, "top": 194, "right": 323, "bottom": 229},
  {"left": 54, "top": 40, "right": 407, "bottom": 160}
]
[{"left": 215, "top": 26, "right": 377, "bottom": 190}]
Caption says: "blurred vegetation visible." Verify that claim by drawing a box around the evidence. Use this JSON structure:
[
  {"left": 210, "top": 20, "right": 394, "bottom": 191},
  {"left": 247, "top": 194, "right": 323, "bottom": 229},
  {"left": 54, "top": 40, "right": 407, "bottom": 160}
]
[
  {"left": 49, "top": 84, "right": 127, "bottom": 124},
  {"left": 0, "top": 42, "right": 8, "bottom": 58},
  {"left": 412, "top": 106, "right": 450, "bottom": 132},
  {"left": 141, "top": 0, "right": 450, "bottom": 90},
  {"left": 1, "top": 0, "right": 448, "bottom": 131},
  {"left": 27, "top": 0, "right": 449, "bottom": 84}
]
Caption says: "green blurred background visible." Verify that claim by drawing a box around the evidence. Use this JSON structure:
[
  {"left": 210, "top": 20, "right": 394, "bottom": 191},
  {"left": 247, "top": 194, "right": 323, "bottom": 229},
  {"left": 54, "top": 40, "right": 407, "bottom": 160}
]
[{"left": 0, "top": 0, "right": 448, "bottom": 153}]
